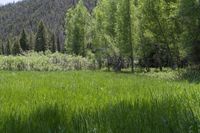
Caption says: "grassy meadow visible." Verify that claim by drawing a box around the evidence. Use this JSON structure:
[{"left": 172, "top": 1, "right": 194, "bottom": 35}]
[{"left": 0, "top": 71, "right": 199, "bottom": 133}]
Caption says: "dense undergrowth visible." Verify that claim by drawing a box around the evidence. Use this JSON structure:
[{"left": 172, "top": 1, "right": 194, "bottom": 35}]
[
  {"left": 0, "top": 52, "right": 95, "bottom": 71},
  {"left": 0, "top": 71, "right": 199, "bottom": 133}
]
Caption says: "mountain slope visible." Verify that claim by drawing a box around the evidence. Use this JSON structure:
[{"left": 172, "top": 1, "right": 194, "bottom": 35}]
[{"left": 0, "top": 0, "right": 97, "bottom": 46}]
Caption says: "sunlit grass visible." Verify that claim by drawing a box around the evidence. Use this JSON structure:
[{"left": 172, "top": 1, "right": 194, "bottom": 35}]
[{"left": 0, "top": 71, "right": 199, "bottom": 133}]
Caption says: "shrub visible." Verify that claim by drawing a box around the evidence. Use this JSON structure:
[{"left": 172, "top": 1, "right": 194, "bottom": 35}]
[{"left": 0, "top": 52, "right": 97, "bottom": 71}]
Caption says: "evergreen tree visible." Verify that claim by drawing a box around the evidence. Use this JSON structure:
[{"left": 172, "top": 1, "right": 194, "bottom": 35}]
[
  {"left": 12, "top": 40, "right": 22, "bottom": 55},
  {"left": 29, "top": 32, "right": 35, "bottom": 51},
  {"left": 57, "top": 36, "right": 61, "bottom": 52},
  {"left": 20, "top": 29, "right": 29, "bottom": 51},
  {"left": 0, "top": 39, "right": 3, "bottom": 55},
  {"left": 50, "top": 33, "right": 57, "bottom": 53},
  {"left": 5, "top": 39, "right": 11, "bottom": 55},
  {"left": 1, "top": 43, "right": 4, "bottom": 55},
  {"left": 35, "top": 21, "right": 47, "bottom": 52}
]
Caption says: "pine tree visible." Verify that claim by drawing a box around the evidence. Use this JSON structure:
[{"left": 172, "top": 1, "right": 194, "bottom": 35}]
[
  {"left": 29, "top": 32, "right": 35, "bottom": 51},
  {"left": 5, "top": 39, "right": 11, "bottom": 55},
  {"left": 35, "top": 21, "right": 47, "bottom": 52},
  {"left": 0, "top": 39, "right": 3, "bottom": 55},
  {"left": 12, "top": 40, "right": 22, "bottom": 55},
  {"left": 50, "top": 33, "right": 57, "bottom": 53},
  {"left": 20, "top": 29, "right": 29, "bottom": 51},
  {"left": 1, "top": 43, "right": 4, "bottom": 55},
  {"left": 57, "top": 36, "right": 61, "bottom": 52}
]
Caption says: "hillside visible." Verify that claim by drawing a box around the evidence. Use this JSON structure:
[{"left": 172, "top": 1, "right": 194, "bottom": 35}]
[{"left": 0, "top": 0, "right": 97, "bottom": 46}]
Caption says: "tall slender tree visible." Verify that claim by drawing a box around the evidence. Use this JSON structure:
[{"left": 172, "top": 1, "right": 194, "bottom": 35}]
[
  {"left": 65, "top": 0, "right": 90, "bottom": 56},
  {"left": 29, "top": 32, "right": 35, "bottom": 51},
  {"left": 50, "top": 33, "right": 57, "bottom": 53},
  {"left": 0, "top": 39, "right": 3, "bottom": 55},
  {"left": 35, "top": 21, "right": 47, "bottom": 52},
  {"left": 92, "top": 0, "right": 119, "bottom": 69},
  {"left": 12, "top": 40, "right": 22, "bottom": 55},
  {"left": 1, "top": 43, "right": 5, "bottom": 55},
  {"left": 20, "top": 29, "right": 29, "bottom": 51},
  {"left": 115, "top": 0, "right": 136, "bottom": 72},
  {"left": 57, "top": 36, "right": 61, "bottom": 52},
  {"left": 5, "top": 39, "right": 11, "bottom": 55}
]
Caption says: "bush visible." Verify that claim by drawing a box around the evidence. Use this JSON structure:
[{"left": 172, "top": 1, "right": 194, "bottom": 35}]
[{"left": 0, "top": 52, "right": 97, "bottom": 71}]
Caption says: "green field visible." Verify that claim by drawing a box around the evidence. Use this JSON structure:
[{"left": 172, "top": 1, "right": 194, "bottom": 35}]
[{"left": 0, "top": 71, "right": 199, "bottom": 133}]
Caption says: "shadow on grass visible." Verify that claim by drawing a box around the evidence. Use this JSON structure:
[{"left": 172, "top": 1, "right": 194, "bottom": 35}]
[
  {"left": 1, "top": 100, "right": 199, "bottom": 133},
  {"left": 1, "top": 105, "right": 68, "bottom": 133},
  {"left": 71, "top": 100, "right": 199, "bottom": 133}
]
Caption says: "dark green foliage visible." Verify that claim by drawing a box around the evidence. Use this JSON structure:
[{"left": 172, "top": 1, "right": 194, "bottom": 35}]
[
  {"left": 0, "top": 40, "right": 3, "bottom": 55},
  {"left": 71, "top": 26, "right": 83, "bottom": 55},
  {"left": 35, "top": 21, "right": 47, "bottom": 52},
  {"left": 20, "top": 29, "right": 29, "bottom": 51},
  {"left": 4, "top": 39, "right": 11, "bottom": 55},
  {"left": 29, "top": 33, "right": 35, "bottom": 51},
  {"left": 179, "top": 0, "right": 200, "bottom": 65},
  {"left": 139, "top": 43, "right": 170, "bottom": 70},
  {"left": 1, "top": 44, "right": 5, "bottom": 55},
  {"left": 191, "top": 41, "right": 200, "bottom": 65},
  {"left": 180, "top": 69, "right": 200, "bottom": 83},
  {"left": 12, "top": 40, "right": 22, "bottom": 55},
  {"left": 50, "top": 33, "right": 57, "bottom": 53},
  {"left": 57, "top": 37, "right": 61, "bottom": 53},
  {"left": 0, "top": 0, "right": 97, "bottom": 49}
]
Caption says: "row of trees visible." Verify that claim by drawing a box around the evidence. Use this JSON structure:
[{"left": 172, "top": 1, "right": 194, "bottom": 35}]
[
  {"left": 0, "top": 21, "right": 62, "bottom": 55},
  {"left": 0, "top": 0, "right": 199, "bottom": 71},
  {"left": 65, "top": 0, "right": 200, "bottom": 71}
]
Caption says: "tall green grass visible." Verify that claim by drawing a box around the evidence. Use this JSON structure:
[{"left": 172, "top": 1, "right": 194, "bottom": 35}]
[{"left": 0, "top": 71, "right": 199, "bottom": 133}]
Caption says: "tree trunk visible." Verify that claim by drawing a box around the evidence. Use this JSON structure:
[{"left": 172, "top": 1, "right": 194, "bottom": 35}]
[
  {"left": 130, "top": 56, "right": 134, "bottom": 73},
  {"left": 128, "top": 0, "right": 134, "bottom": 73}
]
